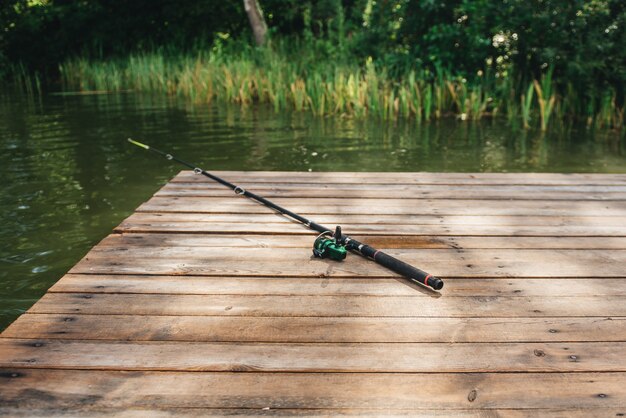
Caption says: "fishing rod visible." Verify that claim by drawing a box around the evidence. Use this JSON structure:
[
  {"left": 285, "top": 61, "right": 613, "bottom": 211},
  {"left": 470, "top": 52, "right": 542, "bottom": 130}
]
[{"left": 128, "top": 138, "right": 444, "bottom": 290}]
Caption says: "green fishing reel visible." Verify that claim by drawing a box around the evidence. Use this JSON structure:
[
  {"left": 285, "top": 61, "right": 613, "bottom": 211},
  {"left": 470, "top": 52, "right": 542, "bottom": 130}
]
[{"left": 313, "top": 226, "right": 347, "bottom": 261}]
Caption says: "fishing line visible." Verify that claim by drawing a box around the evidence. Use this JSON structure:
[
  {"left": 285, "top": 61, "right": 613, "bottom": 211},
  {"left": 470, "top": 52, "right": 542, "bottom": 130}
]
[{"left": 128, "top": 138, "right": 443, "bottom": 290}]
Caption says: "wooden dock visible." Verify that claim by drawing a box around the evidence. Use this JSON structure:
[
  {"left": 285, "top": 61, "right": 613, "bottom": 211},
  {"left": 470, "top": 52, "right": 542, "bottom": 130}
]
[{"left": 1, "top": 171, "right": 626, "bottom": 417}]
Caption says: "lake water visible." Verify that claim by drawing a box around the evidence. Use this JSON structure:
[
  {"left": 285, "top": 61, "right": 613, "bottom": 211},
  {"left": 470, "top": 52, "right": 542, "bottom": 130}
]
[{"left": 0, "top": 91, "right": 624, "bottom": 329}]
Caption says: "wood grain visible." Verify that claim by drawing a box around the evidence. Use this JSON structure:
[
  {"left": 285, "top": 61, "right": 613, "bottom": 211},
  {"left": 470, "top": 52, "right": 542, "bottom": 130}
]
[
  {"left": 1, "top": 408, "right": 624, "bottom": 417},
  {"left": 70, "top": 247, "right": 626, "bottom": 277},
  {"left": 172, "top": 170, "right": 626, "bottom": 185},
  {"left": 5, "top": 314, "right": 623, "bottom": 343},
  {"left": 162, "top": 181, "right": 626, "bottom": 192},
  {"left": 116, "top": 216, "right": 626, "bottom": 236},
  {"left": 27, "top": 293, "right": 626, "bottom": 317},
  {"left": 137, "top": 196, "right": 626, "bottom": 216},
  {"left": 2, "top": 407, "right": 623, "bottom": 417},
  {"left": 117, "top": 212, "right": 626, "bottom": 226},
  {"left": 1, "top": 369, "right": 625, "bottom": 409},
  {"left": 46, "top": 275, "right": 626, "bottom": 297},
  {"left": 3, "top": 170, "right": 626, "bottom": 416},
  {"left": 155, "top": 182, "right": 626, "bottom": 200},
  {"left": 2, "top": 339, "right": 625, "bottom": 372},
  {"left": 102, "top": 233, "right": 626, "bottom": 250}
]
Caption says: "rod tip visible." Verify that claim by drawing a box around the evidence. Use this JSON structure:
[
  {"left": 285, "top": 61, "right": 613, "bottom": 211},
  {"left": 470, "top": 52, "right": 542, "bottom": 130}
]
[{"left": 127, "top": 138, "right": 149, "bottom": 149}]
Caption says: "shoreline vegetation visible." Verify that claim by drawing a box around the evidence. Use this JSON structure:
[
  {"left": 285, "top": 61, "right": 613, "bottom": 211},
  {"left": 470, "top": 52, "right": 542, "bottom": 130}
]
[
  {"left": 9, "top": 40, "right": 625, "bottom": 132},
  {"left": 3, "top": 2, "right": 624, "bottom": 132}
]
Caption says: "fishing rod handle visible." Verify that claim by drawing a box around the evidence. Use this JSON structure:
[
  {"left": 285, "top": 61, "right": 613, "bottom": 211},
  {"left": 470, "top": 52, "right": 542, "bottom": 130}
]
[{"left": 346, "top": 239, "right": 444, "bottom": 290}]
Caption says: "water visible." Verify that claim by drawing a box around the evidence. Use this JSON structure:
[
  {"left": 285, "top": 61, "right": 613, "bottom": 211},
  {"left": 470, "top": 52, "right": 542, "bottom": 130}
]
[{"left": 0, "top": 91, "right": 624, "bottom": 330}]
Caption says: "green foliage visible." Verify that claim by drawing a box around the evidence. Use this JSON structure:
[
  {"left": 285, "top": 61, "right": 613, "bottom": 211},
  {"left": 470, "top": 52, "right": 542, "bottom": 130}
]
[
  {"left": 0, "top": 0, "right": 245, "bottom": 76},
  {"left": 1, "top": 0, "right": 624, "bottom": 129}
]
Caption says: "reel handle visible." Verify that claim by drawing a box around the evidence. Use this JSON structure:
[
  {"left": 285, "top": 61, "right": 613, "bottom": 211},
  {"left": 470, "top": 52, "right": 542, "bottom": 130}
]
[{"left": 345, "top": 238, "right": 443, "bottom": 290}]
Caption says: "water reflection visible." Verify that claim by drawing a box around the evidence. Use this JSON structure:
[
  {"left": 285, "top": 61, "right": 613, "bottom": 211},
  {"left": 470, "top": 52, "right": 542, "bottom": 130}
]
[{"left": 0, "top": 91, "right": 624, "bottom": 329}]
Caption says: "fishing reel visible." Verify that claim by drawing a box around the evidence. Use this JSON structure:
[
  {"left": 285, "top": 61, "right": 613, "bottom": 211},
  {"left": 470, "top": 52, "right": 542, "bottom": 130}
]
[{"left": 312, "top": 226, "right": 347, "bottom": 261}]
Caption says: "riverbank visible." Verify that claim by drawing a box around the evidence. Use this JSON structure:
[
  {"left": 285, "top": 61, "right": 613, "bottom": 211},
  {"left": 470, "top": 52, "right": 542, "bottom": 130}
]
[{"left": 13, "top": 41, "right": 624, "bottom": 131}]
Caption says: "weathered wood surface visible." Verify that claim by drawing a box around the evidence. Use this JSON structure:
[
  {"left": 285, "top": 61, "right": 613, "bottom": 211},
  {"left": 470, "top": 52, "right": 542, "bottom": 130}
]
[
  {"left": 171, "top": 171, "right": 626, "bottom": 185},
  {"left": 1, "top": 170, "right": 625, "bottom": 417},
  {"left": 6, "top": 314, "right": 624, "bottom": 343},
  {"left": 117, "top": 214, "right": 626, "bottom": 236},
  {"left": 45, "top": 275, "right": 626, "bottom": 296},
  {"left": 70, "top": 247, "right": 626, "bottom": 277},
  {"left": 3, "top": 409, "right": 625, "bottom": 418},
  {"left": 104, "top": 233, "right": 626, "bottom": 249},
  {"left": 25, "top": 293, "right": 626, "bottom": 317},
  {"left": 2, "top": 409, "right": 625, "bottom": 418},
  {"left": 138, "top": 196, "right": 626, "bottom": 216},
  {"left": 2, "top": 339, "right": 625, "bottom": 372}
]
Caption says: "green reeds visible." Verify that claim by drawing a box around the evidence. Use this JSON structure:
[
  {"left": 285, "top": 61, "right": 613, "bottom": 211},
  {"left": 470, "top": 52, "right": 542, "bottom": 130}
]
[
  {"left": 406, "top": 72, "right": 422, "bottom": 123},
  {"left": 290, "top": 78, "right": 307, "bottom": 111},
  {"left": 43, "top": 42, "right": 624, "bottom": 129},
  {"left": 306, "top": 73, "right": 326, "bottom": 116},
  {"left": 468, "top": 86, "right": 489, "bottom": 121},
  {"left": 521, "top": 82, "right": 534, "bottom": 129},
  {"left": 595, "top": 89, "right": 624, "bottom": 130},
  {"left": 423, "top": 83, "right": 433, "bottom": 121},
  {"left": 10, "top": 63, "right": 42, "bottom": 96},
  {"left": 533, "top": 68, "right": 556, "bottom": 131}
]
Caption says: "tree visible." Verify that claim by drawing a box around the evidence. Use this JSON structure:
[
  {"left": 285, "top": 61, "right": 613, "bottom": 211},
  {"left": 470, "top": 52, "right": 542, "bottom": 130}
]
[{"left": 243, "top": 0, "right": 268, "bottom": 46}]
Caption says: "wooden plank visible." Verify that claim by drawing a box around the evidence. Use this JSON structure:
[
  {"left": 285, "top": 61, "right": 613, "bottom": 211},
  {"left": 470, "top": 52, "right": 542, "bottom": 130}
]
[
  {"left": 1, "top": 407, "right": 624, "bottom": 417},
  {"left": 137, "top": 196, "right": 626, "bottom": 216},
  {"left": 156, "top": 183, "right": 626, "bottom": 201},
  {"left": 104, "top": 232, "right": 456, "bottom": 249},
  {"left": 118, "top": 212, "right": 626, "bottom": 227},
  {"left": 116, "top": 217, "right": 626, "bottom": 237},
  {"left": 116, "top": 222, "right": 626, "bottom": 237},
  {"left": 173, "top": 170, "right": 626, "bottom": 185},
  {"left": 163, "top": 181, "right": 626, "bottom": 192},
  {"left": 5, "top": 314, "right": 623, "bottom": 343},
  {"left": 70, "top": 247, "right": 626, "bottom": 278},
  {"left": 47, "top": 275, "right": 626, "bottom": 297},
  {"left": 27, "top": 293, "right": 626, "bottom": 317},
  {"left": 2, "top": 339, "right": 625, "bottom": 372},
  {"left": 102, "top": 233, "right": 626, "bottom": 250},
  {"left": 1, "top": 369, "right": 624, "bottom": 409}
]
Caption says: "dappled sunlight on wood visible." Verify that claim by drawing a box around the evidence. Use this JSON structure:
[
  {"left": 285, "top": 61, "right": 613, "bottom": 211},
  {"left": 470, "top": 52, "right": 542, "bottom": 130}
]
[{"left": 2, "top": 171, "right": 626, "bottom": 415}]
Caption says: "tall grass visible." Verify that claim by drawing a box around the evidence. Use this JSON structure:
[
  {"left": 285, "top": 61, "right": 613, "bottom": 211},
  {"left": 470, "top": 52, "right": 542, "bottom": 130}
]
[
  {"left": 8, "top": 63, "right": 42, "bottom": 96},
  {"left": 520, "top": 83, "right": 534, "bottom": 129},
  {"left": 33, "top": 41, "right": 619, "bottom": 131},
  {"left": 533, "top": 68, "right": 556, "bottom": 131}
]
